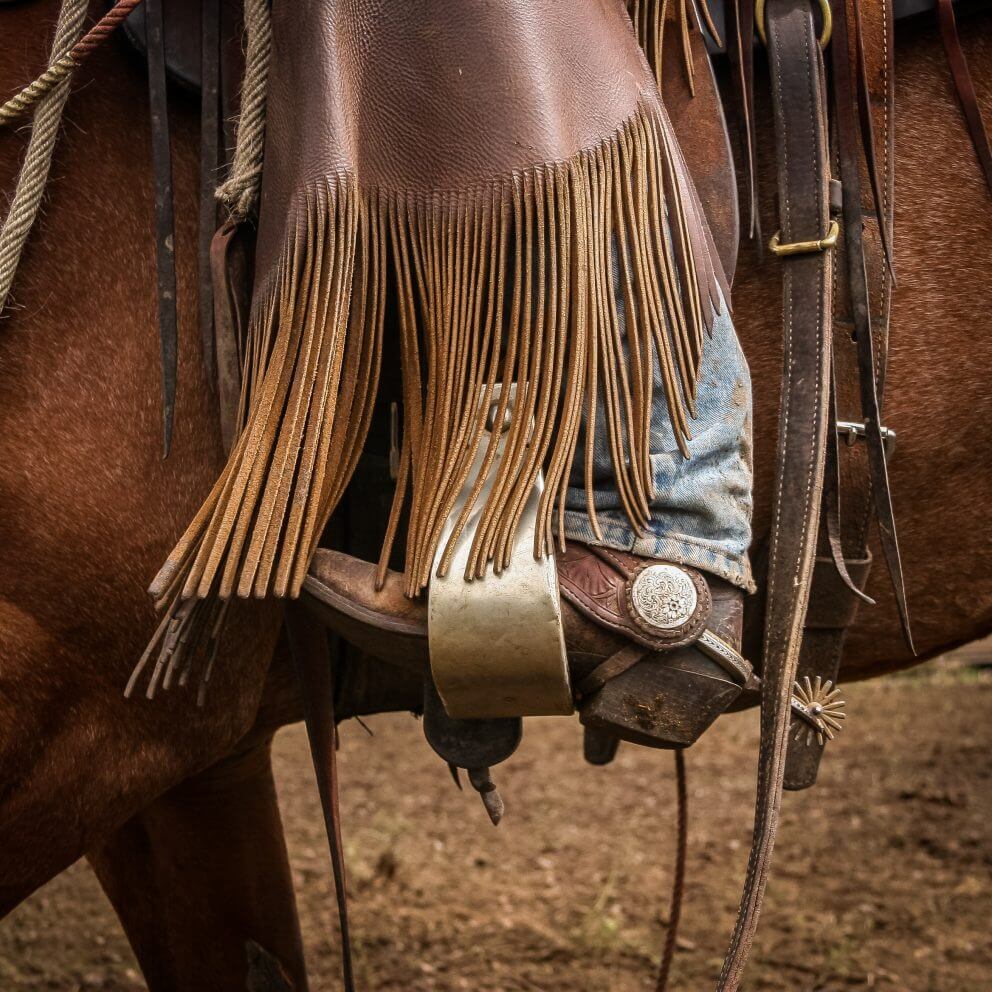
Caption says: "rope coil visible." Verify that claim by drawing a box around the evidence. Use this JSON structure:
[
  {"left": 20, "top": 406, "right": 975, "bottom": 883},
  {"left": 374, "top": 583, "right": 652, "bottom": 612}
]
[
  {"left": 215, "top": 0, "right": 272, "bottom": 221},
  {"left": 0, "top": 0, "right": 143, "bottom": 128},
  {"left": 0, "top": 0, "right": 90, "bottom": 315}
]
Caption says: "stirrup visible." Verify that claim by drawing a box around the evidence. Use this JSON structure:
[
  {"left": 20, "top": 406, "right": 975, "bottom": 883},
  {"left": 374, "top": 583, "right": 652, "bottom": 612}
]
[{"left": 427, "top": 383, "right": 572, "bottom": 719}]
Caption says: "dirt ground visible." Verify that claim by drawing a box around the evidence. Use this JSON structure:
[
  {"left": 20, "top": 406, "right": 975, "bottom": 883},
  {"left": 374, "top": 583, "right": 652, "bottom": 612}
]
[{"left": 1, "top": 654, "right": 989, "bottom": 992}]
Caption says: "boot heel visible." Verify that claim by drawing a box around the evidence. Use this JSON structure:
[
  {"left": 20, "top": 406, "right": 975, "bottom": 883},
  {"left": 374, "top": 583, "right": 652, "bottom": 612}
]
[{"left": 579, "top": 648, "right": 743, "bottom": 749}]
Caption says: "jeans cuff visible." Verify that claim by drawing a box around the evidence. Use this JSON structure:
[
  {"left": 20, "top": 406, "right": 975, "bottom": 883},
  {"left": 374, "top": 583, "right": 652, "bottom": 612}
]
[{"left": 561, "top": 510, "right": 757, "bottom": 593}]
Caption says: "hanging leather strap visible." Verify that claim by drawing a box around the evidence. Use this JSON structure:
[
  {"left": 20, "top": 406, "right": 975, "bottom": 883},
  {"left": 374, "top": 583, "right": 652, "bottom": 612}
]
[
  {"left": 144, "top": 0, "right": 178, "bottom": 457},
  {"left": 937, "top": 0, "right": 992, "bottom": 196},
  {"left": 785, "top": 0, "right": 898, "bottom": 790},
  {"left": 284, "top": 603, "right": 356, "bottom": 992},
  {"left": 717, "top": 0, "right": 833, "bottom": 986},
  {"left": 199, "top": 0, "right": 222, "bottom": 383},
  {"left": 834, "top": 0, "right": 913, "bottom": 654}
]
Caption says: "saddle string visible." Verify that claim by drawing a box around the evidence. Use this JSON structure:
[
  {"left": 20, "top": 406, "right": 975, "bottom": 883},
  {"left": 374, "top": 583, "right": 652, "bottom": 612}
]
[{"left": 0, "top": 0, "right": 88, "bottom": 316}]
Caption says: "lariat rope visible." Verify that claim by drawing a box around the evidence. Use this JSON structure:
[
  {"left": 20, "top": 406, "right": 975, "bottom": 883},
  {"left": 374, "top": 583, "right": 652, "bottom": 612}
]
[
  {"left": 0, "top": 0, "right": 270, "bottom": 318},
  {"left": 0, "top": 0, "right": 89, "bottom": 314},
  {"left": 0, "top": 0, "right": 143, "bottom": 127},
  {"left": 215, "top": 0, "right": 271, "bottom": 221}
]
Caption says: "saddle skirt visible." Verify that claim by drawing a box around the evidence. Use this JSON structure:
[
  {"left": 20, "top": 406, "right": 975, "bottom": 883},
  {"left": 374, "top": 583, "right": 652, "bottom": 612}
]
[{"left": 149, "top": 0, "right": 728, "bottom": 610}]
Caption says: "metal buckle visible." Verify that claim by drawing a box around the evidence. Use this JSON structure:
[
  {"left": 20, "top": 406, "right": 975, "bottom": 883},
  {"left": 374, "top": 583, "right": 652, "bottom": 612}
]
[
  {"left": 837, "top": 419, "right": 897, "bottom": 458},
  {"left": 756, "top": 0, "right": 833, "bottom": 49},
  {"left": 768, "top": 219, "right": 839, "bottom": 257}
]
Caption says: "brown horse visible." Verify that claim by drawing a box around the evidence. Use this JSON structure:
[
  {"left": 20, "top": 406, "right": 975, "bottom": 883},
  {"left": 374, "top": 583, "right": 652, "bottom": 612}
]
[{"left": 1, "top": 2, "right": 990, "bottom": 988}]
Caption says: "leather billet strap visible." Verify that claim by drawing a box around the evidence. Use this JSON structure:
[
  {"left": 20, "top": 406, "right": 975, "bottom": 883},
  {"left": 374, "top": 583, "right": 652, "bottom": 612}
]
[
  {"left": 199, "top": 0, "right": 222, "bottom": 384},
  {"left": 717, "top": 1, "right": 834, "bottom": 988}
]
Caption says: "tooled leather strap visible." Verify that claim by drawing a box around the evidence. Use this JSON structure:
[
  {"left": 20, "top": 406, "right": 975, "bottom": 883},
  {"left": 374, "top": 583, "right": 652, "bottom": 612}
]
[
  {"left": 560, "top": 543, "right": 753, "bottom": 696},
  {"left": 557, "top": 544, "right": 713, "bottom": 652},
  {"left": 717, "top": 1, "right": 833, "bottom": 987}
]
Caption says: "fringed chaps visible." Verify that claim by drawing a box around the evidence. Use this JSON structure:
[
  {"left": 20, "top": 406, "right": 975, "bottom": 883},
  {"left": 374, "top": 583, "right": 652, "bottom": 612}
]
[{"left": 150, "top": 0, "right": 726, "bottom": 616}]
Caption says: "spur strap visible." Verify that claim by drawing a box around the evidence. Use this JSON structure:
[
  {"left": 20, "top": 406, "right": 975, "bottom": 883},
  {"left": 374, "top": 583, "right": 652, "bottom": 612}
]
[{"left": 718, "top": 1, "right": 833, "bottom": 987}]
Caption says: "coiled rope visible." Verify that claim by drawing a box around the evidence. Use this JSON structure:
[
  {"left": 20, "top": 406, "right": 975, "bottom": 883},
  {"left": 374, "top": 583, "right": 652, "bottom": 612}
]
[
  {"left": 0, "top": 0, "right": 91, "bottom": 314},
  {"left": 215, "top": 0, "right": 271, "bottom": 221},
  {"left": 0, "top": 0, "right": 144, "bottom": 127}
]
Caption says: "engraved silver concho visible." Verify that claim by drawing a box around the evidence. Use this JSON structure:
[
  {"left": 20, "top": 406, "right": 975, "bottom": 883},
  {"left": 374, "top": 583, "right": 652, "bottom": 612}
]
[{"left": 630, "top": 564, "right": 698, "bottom": 631}]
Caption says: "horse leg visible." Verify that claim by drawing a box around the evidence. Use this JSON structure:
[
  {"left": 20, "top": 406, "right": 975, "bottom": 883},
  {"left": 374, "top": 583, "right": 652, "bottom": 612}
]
[{"left": 86, "top": 734, "right": 308, "bottom": 992}]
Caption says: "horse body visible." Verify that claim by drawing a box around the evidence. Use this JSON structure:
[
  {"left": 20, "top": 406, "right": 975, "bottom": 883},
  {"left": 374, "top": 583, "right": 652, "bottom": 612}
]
[
  {"left": 739, "top": 14, "right": 992, "bottom": 678},
  {"left": 0, "top": 0, "right": 286, "bottom": 910},
  {"left": 0, "top": 2, "right": 989, "bottom": 987}
]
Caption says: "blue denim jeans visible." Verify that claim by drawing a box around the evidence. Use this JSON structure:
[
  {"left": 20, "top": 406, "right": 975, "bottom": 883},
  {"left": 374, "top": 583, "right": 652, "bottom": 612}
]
[{"left": 562, "top": 300, "right": 755, "bottom": 592}]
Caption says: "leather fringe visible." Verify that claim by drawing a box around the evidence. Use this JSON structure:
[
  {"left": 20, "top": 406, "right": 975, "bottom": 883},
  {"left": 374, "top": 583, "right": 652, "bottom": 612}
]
[
  {"left": 148, "top": 101, "right": 719, "bottom": 620},
  {"left": 629, "top": 0, "right": 723, "bottom": 96}
]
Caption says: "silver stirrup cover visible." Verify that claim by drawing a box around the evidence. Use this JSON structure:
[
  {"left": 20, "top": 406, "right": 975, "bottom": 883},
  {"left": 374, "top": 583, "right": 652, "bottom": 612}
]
[{"left": 428, "top": 385, "right": 572, "bottom": 719}]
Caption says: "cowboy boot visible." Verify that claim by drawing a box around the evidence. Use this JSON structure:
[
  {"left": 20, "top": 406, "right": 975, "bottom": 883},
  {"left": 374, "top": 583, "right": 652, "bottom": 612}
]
[
  {"left": 301, "top": 542, "right": 753, "bottom": 750},
  {"left": 556, "top": 542, "right": 754, "bottom": 750}
]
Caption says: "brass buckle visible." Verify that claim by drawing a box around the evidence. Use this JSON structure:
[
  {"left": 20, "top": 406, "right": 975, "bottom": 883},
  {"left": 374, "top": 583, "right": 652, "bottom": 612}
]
[
  {"left": 768, "top": 219, "right": 839, "bottom": 257},
  {"left": 756, "top": 0, "right": 833, "bottom": 49}
]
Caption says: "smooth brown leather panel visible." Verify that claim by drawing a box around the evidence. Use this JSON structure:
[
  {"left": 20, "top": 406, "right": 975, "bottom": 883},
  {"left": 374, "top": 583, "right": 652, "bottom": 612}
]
[{"left": 256, "top": 0, "right": 672, "bottom": 275}]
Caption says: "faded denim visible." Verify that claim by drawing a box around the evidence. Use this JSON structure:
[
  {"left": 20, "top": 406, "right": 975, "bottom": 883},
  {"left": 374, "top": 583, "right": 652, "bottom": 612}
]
[{"left": 562, "top": 300, "right": 755, "bottom": 592}]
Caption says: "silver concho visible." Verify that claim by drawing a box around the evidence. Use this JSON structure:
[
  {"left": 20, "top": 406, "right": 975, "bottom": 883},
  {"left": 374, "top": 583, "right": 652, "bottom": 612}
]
[{"left": 630, "top": 564, "right": 698, "bottom": 631}]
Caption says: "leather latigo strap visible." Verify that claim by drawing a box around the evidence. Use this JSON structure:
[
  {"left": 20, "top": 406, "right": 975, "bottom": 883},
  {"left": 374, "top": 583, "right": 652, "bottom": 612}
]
[
  {"left": 145, "top": 0, "right": 178, "bottom": 457},
  {"left": 717, "top": 2, "right": 834, "bottom": 988},
  {"left": 283, "top": 603, "right": 356, "bottom": 992}
]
